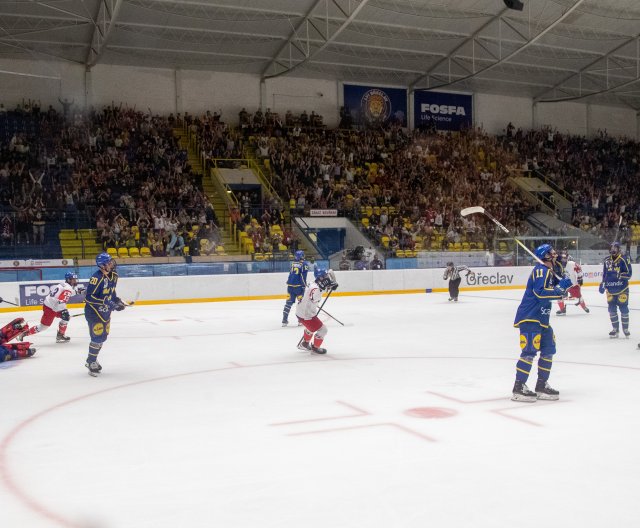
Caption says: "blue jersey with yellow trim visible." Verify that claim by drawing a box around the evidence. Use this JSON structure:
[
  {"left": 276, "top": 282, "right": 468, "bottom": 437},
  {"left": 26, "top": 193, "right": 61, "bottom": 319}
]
[
  {"left": 84, "top": 269, "right": 120, "bottom": 321},
  {"left": 286, "top": 260, "right": 309, "bottom": 288},
  {"left": 602, "top": 254, "right": 632, "bottom": 295},
  {"left": 514, "top": 263, "right": 565, "bottom": 328}
]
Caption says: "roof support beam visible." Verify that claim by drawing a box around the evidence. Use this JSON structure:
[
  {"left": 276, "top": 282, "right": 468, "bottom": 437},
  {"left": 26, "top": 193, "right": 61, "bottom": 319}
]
[
  {"left": 535, "top": 32, "right": 640, "bottom": 103},
  {"left": 410, "top": 0, "right": 587, "bottom": 92},
  {"left": 262, "top": 0, "right": 371, "bottom": 79},
  {"left": 86, "top": 0, "right": 124, "bottom": 67}
]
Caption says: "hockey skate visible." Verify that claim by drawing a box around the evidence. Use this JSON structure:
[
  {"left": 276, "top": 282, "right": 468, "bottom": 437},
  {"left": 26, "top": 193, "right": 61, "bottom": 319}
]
[
  {"left": 609, "top": 329, "right": 619, "bottom": 339},
  {"left": 535, "top": 380, "right": 559, "bottom": 401},
  {"left": 556, "top": 308, "right": 566, "bottom": 316},
  {"left": 311, "top": 345, "right": 327, "bottom": 355},
  {"left": 15, "top": 330, "right": 28, "bottom": 342},
  {"left": 583, "top": 307, "right": 590, "bottom": 313},
  {"left": 85, "top": 361, "right": 102, "bottom": 377},
  {"left": 282, "top": 320, "right": 288, "bottom": 327},
  {"left": 511, "top": 381, "right": 536, "bottom": 402},
  {"left": 56, "top": 332, "right": 70, "bottom": 343},
  {"left": 297, "top": 340, "right": 311, "bottom": 351},
  {"left": 623, "top": 330, "right": 630, "bottom": 339}
]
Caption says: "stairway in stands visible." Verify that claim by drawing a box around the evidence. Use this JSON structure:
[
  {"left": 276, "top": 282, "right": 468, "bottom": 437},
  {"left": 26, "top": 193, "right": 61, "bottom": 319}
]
[
  {"left": 59, "top": 229, "right": 102, "bottom": 261},
  {"left": 173, "top": 128, "right": 240, "bottom": 255}
]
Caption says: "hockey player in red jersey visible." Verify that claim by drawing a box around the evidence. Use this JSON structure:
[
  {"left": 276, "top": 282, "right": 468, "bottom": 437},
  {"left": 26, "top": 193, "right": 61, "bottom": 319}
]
[
  {"left": 556, "top": 252, "right": 589, "bottom": 315},
  {"left": 295, "top": 268, "right": 338, "bottom": 354},
  {"left": 19, "top": 272, "right": 85, "bottom": 343},
  {"left": 0, "top": 317, "right": 36, "bottom": 364}
]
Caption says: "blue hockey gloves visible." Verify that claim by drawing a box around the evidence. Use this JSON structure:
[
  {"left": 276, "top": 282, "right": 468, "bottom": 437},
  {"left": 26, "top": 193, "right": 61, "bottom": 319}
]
[{"left": 598, "top": 283, "right": 605, "bottom": 294}]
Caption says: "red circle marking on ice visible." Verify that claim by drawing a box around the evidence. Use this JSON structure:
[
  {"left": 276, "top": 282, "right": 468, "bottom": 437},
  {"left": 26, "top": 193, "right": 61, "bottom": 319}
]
[{"left": 404, "top": 407, "right": 457, "bottom": 419}]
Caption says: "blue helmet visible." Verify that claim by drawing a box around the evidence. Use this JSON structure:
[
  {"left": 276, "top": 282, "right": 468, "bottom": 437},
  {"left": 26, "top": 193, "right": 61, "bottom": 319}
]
[
  {"left": 610, "top": 241, "right": 621, "bottom": 256},
  {"left": 534, "top": 244, "right": 555, "bottom": 261},
  {"left": 294, "top": 250, "right": 305, "bottom": 261},
  {"left": 96, "top": 252, "right": 113, "bottom": 268},
  {"left": 314, "top": 267, "right": 328, "bottom": 280},
  {"left": 64, "top": 272, "right": 78, "bottom": 283}
]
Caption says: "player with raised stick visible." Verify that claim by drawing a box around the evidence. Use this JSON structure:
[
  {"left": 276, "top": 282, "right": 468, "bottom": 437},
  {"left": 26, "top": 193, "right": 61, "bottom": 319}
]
[
  {"left": 296, "top": 268, "right": 338, "bottom": 354},
  {"left": 84, "top": 253, "right": 126, "bottom": 376},
  {"left": 18, "top": 272, "right": 85, "bottom": 343},
  {"left": 556, "top": 251, "right": 589, "bottom": 315},
  {"left": 512, "top": 244, "right": 572, "bottom": 402},
  {"left": 599, "top": 241, "right": 632, "bottom": 338}
]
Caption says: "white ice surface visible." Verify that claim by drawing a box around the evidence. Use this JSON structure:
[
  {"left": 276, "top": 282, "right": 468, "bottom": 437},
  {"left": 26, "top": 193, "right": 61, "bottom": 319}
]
[{"left": 0, "top": 286, "right": 639, "bottom": 528}]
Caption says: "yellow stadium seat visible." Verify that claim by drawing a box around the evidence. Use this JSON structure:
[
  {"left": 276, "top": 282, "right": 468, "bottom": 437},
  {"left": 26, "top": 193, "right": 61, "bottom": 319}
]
[
  {"left": 183, "top": 246, "right": 190, "bottom": 256},
  {"left": 140, "top": 246, "right": 151, "bottom": 257},
  {"left": 129, "top": 247, "right": 141, "bottom": 258},
  {"left": 117, "top": 247, "right": 129, "bottom": 258},
  {"left": 395, "top": 249, "right": 405, "bottom": 258},
  {"left": 107, "top": 247, "right": 117, "bottom": 257},
  {"left": 361, "top": 217, "right": 370, "bottom": 228},
  {"left": 254, "top": 253, "right": 265, "bottom": 261},
  {"left": 381, "top": 235, "right": 390, "bottom": 248},
  {"left": 215, "top": 245, "right": 227, "bottom": 255}
]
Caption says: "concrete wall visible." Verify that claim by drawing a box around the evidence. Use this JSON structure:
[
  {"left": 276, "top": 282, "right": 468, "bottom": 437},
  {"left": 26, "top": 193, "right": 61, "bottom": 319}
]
[{"left": 0, "top": 58, "right": 637, "bottom": 138}]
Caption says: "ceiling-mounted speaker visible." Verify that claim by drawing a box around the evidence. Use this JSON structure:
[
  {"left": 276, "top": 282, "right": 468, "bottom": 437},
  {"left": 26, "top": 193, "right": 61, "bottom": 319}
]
[{"left": 503, "top": 0, "right": 524, "bottom": 10}]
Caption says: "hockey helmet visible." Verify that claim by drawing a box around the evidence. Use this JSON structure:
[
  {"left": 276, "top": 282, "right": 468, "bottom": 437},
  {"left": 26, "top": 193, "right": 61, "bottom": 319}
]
[
  {"left": 294, "top": 250, "right": 305, "bottom": 261},
  {"left": 314, "top": 267, "right": 333, "bottom": 291},
  {"left": 96, "top": 252, "right": 116, "bottom": 271},
  {"left": 446, "top": 261, "right": 454, "bottom": 268},
  {"left": 610, "top": 241, "right": 621, "bottom": 256},
  {"left": 64, "top": 272, "right": 79, "bottom": 285},
  {"left": 534, "top": 243, "right": 555, "bottom": 261}
]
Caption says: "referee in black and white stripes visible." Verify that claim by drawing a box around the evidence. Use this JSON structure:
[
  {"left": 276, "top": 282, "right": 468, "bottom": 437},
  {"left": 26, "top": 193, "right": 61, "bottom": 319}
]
[{"left": 443, "top": 262, "right": 474, "bottom": 302}]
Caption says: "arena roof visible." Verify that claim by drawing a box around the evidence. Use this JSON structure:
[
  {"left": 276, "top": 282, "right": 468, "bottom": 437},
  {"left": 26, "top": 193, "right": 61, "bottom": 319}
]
[{"left": 0, "top": 0, "right": 639, "bottom": 109}]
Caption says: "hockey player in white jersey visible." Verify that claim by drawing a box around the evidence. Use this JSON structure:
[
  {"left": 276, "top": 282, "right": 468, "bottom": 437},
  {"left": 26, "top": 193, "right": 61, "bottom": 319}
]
[
  {"left": 556, "top": 252, "right": 589, "bottom": 315},
  {"left": 295, "top": 268, "right": 338, "bottom": 354},
  {"left": 19, "top": 272, "right": 85, "bottom": 343}
]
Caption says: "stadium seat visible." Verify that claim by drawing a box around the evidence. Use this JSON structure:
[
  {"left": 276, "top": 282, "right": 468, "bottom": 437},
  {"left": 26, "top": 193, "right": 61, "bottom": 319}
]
[
  {"left": 215, "top": 245, "right": 227, "bottom": 256},
  {"left": 129, "top": 247, "right": 141, "bottom": 258},
  {"left": 140, "top": 246, "right": 151, "bottom": 257},
  {"left": 117, "top": 247, "right": 130, "bottom": 258},
  {"left": 107, "top": 247, "right": 117, "bottom": 258},
  {"left": 395, "top": 249, "right": 405, "bottom": 258}
]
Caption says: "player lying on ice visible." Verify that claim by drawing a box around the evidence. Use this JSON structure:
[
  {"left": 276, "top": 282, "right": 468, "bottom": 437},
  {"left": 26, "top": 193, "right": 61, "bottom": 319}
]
[{"left": 0, "top": 318, "right": 36, "bottom": 364}]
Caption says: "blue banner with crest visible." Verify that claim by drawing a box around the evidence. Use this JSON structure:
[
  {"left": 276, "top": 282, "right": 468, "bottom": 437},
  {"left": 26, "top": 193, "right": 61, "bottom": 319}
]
[{"left": 343, "top": 84, "right": 407, "bottom": 127}]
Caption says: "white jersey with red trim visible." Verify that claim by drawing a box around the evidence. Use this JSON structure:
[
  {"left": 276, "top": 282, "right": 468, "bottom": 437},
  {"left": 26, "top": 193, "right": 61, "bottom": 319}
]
[
  {"left": 43, "top": 282, "right": 80, "bottom": 312},
  {"left": 564, "top": 260, "right": 583, "bottom": 285},
  {"left": 295, "top": 280, "right": 323, "bottom": 320}
]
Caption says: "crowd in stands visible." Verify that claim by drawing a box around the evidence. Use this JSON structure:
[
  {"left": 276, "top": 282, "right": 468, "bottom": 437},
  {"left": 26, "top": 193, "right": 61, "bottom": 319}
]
[
  {"left": 4, "top": 97, "right": 640, "bottom": 262},
  {"left": 502, "top": 123, "right": 640, "bottom": 243},
  {"left": 0, "top": 101, "right": 226, "bottom": 257}
]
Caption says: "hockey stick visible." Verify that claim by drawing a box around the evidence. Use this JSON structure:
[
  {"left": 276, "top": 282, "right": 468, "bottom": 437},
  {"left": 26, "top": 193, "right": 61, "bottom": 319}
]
[
  {"left": 71, "top": 291, "right": 140, "bottom": 317},
  {"left": 460, "top": 206, "right": 563, "bottom": 279},
  {"left": 613, "top": 214, "right": 623, "bottom": 243},
  {"left": 0, "top": 296, "right": 20, "bottom": 307},
  {"left": 318, "top": 307, "right": 345, "bottom": 326}
]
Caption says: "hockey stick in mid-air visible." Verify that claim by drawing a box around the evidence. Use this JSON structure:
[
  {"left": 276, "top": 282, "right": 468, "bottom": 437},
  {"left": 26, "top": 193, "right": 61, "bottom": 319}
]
[
  {"left": 460, "top": 206, "right": 562, "bottom": 279},
  {"left": 612, "top": 214, "right": 623, "bottom": 244},
  {"left": 0, "top": 296, "right": 20, "bottom": 307}
]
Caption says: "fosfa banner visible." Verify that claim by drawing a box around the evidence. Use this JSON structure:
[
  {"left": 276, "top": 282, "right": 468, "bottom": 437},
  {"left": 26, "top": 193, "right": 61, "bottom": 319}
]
[
  {"left": 414, "top": 90, "right": 472, "bottom": 131},
  {"left": 343, "top": 84, "right": 407, "bottom": 127},
  {"left": 19, "top": 282, "right": 88, "bottom": 307}
]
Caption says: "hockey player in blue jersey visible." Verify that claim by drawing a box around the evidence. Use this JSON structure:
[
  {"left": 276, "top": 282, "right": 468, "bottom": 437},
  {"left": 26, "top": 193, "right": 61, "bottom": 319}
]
[
  {"left": 84, "top": 252, "right": 125, "bottom": 376},
  {"left": 599, "top": 241, "right": 632, "bottom": 338},
  {"left": 282, "top": 250, "right": 310, "bottom": 326},
  {"left": 512, "top": 244, "right": 572, "bottom": 402}
]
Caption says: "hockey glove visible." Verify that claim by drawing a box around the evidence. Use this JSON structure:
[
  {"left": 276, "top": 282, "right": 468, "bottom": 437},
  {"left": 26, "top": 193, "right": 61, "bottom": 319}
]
[
  {"left": 60, "top": 309, "right": 70, "bottom": 322},
  {"left": 577, "top": 278, "right": 583, "bottom": 286},
  {"left": 557, "top": 277, "right": 572, "bottom": 292},
  {"left": 330, "top": 282, "right": 339, "bottom": 291},
  {"left": 598, "top": 283, "right": 606, "bottom": 294},
  {"left": 76, "top": 284, "right": 86, "bottom": 295},
  {"left": 113, "top": 298, "right": 126, "bottom": 311}
]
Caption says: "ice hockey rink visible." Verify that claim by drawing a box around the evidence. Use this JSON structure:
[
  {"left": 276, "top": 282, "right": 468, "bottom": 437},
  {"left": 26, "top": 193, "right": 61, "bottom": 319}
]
[{"left": 1, "top": 285, "right": 639, "bottom": 528}]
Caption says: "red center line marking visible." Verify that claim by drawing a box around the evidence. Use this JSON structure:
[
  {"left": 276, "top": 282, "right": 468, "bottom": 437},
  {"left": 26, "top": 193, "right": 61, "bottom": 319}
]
[
  {"left": 270, "top": 400, "right": 370, "bottom": 426},
  {"left": 287, "top": 422, "right": 436, "bottom": 443}
]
